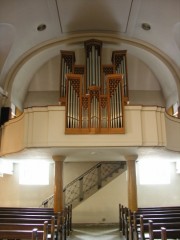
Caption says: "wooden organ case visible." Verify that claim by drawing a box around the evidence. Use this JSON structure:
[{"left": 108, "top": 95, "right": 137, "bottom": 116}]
[{"left": 59, "top": 39, "right": 129, "bottom": 134}]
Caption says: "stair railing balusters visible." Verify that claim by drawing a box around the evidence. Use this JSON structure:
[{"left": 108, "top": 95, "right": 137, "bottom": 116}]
[
  {"left": 97, "top": 163, "right": 102, "bottom": 189},
  {"left": 79, "top": 176, "right": 84, "bottom": 201},
  {"left": 40, "top": 161, "right": 127, "bottom": 208}
]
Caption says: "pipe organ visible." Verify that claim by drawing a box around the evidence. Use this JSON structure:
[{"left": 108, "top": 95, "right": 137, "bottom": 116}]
[
  {"left": 112, "top": 50, "right": 128, "bottom": 101},
  {"left": 60, "top": 51, "right": 75, "bottom": 105},
  {"left": 84, "top": 39, "right": 102, "bottom": 91},
  {"left": 59, "top": 39, "right": 128, "bottom": 134}
]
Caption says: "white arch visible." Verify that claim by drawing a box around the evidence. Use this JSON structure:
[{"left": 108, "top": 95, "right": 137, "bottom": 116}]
[{"left": 3, "top": 33, "right": 180, "bottom": 110}]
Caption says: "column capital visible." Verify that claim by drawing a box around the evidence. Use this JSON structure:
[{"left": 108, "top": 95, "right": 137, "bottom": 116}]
[
  {"left": 125, "top": 154, "right": 138, "bottom": 161},
  {"left": 52, "top": 155, "right": 66, "bottom": 162}
]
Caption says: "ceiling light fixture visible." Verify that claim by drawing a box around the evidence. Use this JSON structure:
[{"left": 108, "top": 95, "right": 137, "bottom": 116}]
[
  {"left": 141, "top": 23, "right": 151, "bottom": 31},
  {"left": 37, "top": 24, "right": 46, "bottom": 31}
]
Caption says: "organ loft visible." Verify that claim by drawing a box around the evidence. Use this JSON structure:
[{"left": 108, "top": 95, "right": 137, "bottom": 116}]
[{"left": 59, "top": 39, "right": 129, "bottom": 134}]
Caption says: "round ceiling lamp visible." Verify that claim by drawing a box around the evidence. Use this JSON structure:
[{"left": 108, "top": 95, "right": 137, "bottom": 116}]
[
  {"left": 37, "top": 24, "right": 47, "bottom": 31},
  {"left": 141, "top": 23, "right": 151, "bottom": 31}
]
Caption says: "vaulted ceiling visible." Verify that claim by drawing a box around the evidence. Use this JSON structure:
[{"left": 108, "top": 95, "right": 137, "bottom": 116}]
[
  {"left": 0, "top": 0, "right": 180, "bottom": 110},
  {"left": 0, "top": 0, "right": 180, "bottom": 162}
]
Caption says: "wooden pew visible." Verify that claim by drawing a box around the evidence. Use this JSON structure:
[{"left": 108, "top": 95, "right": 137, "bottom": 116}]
[
  {"left": 140, "top": 216, "right": 180, "bottom": 240},
  {"left": 137, "top": 209, "right": 180, "bottom": 214},
  {"left": 0, "top": 216, "right": 56, "bottom": 239},
  {"left": 68, "top": 204, "right": 72, "bottom": 232},
  {"left": 119, "top": 204, "right": 123, "bottom": 231},
  {"left": 0, "top": 229, "right": 43, "bottom": 240},
  {"left": 56, "top": 207, "right": 72, "bottom": 240},
  {"left": 0, "top": 217, "right": 53, "bottom": 224},
  {"left": 0, "top": 207, "right": 54, "bottom": 214},
  {"left": 132, "top": 214, "right": 180, "bottom": 240},
  {"left": 138, "top": 206, "right": 180, "bottom": 211},
  {"left": 0, "top": 211, "right": 55, "bottom": 216},
  {"left": 0, "top": 206, "right": 54, "bottom": 210},
  {"left": 0, "top": 214, "right": 57, "bottom": 220},
  {"left": 148, "top": 221, "right": 180, "bottom": 240},
  {"left": 0, "top": 206, "right": 72, "bottom": 240},
  {"left": 119, "top": 204, "right": 129, "bottom": 235},
  {"left": 0, "top": 223, "right": 51, "bottom": 231},
  {"left": 134, "top": 212, "right": 180, "bottom": 219},
  {"left": 0, "top": 221, "right": 48, "bottom": 240},
  {"left": 119, "top": 205, "right": 180, "bottom": 240}
]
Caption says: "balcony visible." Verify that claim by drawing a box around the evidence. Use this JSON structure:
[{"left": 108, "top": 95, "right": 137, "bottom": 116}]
[{"left": 0, "top": 105, "right": 168, "bottom": 157}]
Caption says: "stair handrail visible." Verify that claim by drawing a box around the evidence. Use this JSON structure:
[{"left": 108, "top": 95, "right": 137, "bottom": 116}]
[
  {"left": 40, "top": 194, "right": 54, "bottom": 208},
  {"left": 40, "top": 161, "right": 126, "bottom": 208},
  {"left": 63, "top": 161, "right": 126, "bottom": 191}
]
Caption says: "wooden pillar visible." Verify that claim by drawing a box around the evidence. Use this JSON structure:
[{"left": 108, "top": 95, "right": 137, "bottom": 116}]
[
  {"left": 178, "top": 106, "right": 180, "bottom": 118},
  {"left": 53, "top": 155, "right": 65, "bottom": 213},
  {"left": 126, "top": 155, "right": 138, "bottom": 211}
]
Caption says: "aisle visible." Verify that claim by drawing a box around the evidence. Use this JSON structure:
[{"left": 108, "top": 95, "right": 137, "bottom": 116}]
[{"left": 68, "top": 225, "right": 124, "bottom": 240}]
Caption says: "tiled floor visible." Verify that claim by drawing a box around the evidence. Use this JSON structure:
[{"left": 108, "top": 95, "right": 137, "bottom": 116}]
[{"left": 68, "top": 225, "right": 124, "bottom": 240}]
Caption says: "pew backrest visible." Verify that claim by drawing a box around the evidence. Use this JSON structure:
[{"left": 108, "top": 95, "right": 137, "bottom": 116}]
[
  {"left": 0, "top": 229, "right": 44, "bottom": 240},
  {"left": 148, "top": 220, "right": 180, "bottom": 240}
]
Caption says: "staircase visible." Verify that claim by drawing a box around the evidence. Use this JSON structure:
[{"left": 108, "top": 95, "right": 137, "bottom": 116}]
[{"left": 40, "top": 161, "right": 127, "bottom": 208}]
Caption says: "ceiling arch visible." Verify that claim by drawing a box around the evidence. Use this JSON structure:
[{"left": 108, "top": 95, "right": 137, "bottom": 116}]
[{"left": 4, "top": 33, "right": 180, "bottom": 110}]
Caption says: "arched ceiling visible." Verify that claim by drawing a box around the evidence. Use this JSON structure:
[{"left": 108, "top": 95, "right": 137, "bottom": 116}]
[
  {"left": 0, "top": 0, "right": 180, "bottom": 163},
  {"left": 0, "top": 0, "right": 180, "bottom": 109}
]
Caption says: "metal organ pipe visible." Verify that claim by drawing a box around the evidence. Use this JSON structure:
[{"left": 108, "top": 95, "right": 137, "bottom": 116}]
[
  {"left": 118, "top": 82, "right": 122, "bottom": 127},
  {"left": 116, "top": 87, "right": 119, "bottom": 128},
  {"left": 64, "top": 41, "right": 126, "bottom": 133},
  {"left": 87, "top": 45, "right": 101, "bottom": 87},
  {"left": 114, "top": 90, "right": 116, "bottom": 128},
  {"left": 92, "top": 46, "right": 95, "bottom": 85},
  {"left": 73, "top": 85, "right": 75, "bottom": 128},
  {"left": 95, "top": 49, "right": 98, "bottom": 86},
  {"left": 70, "top": 83, "right": 73, "bottom": 128},
  {"left": 61, "top": 58, "right": 64, "bottom": 96},
  {"left": 110, "top": 94, "right": 112, "bottom": 128},
  {"left": 77, "top": 93, "right": 79, "bottom": 128},
  {"left": 98, "top": 55, "right": 101, "bottom": 86},
  {"left": 87, "top": 57, "right": 89, "bottom": 89},
  {"left": 89, "top": 51, "right": 92, "bottom": 87},
  {"left": 122, "top": 55, "right": 127, "bottom": 96},
  {"left": 67, "top": 80, "right": 71, "bottom": 128}
]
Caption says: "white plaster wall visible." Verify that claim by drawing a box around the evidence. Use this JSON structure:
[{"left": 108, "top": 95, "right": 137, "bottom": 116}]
[
  {"left": 72, "top": 171, "right": 128, "bottom": 224},
  {"left": 1, "top": 113, "right": 25, "bottom": 154},
  {"left": 24, "top": 91, "right": 59, "bottom": 108},
  {"left": 0, "top": 161, "right": 128, "bottom": 223},
  {"left": 24, "top": 50, "right": 165, "bottom": 108},
  {"left": 63, "top": 162, "right": 98, "bottom": 186},
  {"left": 165, "top": 112, "right": 180, "bottom": 151},
  {"left": 0, "top": 106, "right": 166, "bottom": 156},
  {"left": 129, "top": 90, "right": 165, "bottom": 106},
  {"left": 0, "top": 163, "right": 54, "bottom": 207},
  {"left": 137, "top": 162, "right": 180, "bottom": 207},
  {"left": 1, "top": 161, "right": 180, "bottom": 223}
]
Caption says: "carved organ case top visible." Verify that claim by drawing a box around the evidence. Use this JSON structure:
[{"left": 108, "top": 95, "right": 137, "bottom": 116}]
[{"left": 59, "top": 39, "right": 129, "bottom": 134}]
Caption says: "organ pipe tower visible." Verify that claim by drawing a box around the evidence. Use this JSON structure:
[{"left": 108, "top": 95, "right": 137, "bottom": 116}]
[{"left": 59, "top": 39, "right": 128, "bottom": 134}]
